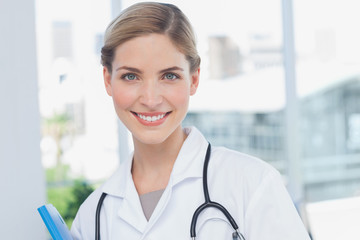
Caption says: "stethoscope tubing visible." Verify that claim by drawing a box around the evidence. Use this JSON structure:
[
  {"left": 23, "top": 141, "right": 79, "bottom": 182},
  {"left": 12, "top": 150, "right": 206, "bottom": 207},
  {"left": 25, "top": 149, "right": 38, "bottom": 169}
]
[
  {"left": 190, "top": 201, "right": 239, "bottom": 235},
  {"left": 95, "top": 192, "right": 107, "bottom": 240},
  {"left": 190, "top": 143, "right": 242, "bottom": 239}
]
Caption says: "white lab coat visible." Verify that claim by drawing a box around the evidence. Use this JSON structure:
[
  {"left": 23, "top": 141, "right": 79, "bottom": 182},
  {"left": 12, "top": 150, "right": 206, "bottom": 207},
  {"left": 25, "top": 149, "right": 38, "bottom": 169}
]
[{"left": 71, "top": 127, "right": 310, "bottom": 240}]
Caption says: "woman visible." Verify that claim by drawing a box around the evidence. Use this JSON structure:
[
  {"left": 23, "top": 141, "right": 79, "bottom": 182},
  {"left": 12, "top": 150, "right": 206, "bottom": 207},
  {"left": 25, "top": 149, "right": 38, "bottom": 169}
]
[{"left": 71, "top": 2, "right": 310, "bottom": 240}]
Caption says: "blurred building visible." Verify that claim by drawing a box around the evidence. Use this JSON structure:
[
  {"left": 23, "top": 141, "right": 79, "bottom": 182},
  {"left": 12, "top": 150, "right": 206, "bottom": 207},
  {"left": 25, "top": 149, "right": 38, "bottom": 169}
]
[
  {"left": 248, "top": 33, "right": 283, "bottom": 69},
  {"left": 208, "top": 36, "right": 243, "bottom": 79},
  {"left": 301, "top": 75, "right": 360, "bottom": 202},
  {"left": 184, "top": 111, "right": 284, "bottom": 166},
  {"left": 36, "top": 0, "right": 120, "bottom": 180},
  {"left": 184, "top": 73, "right": 360, "bottom": 202}
]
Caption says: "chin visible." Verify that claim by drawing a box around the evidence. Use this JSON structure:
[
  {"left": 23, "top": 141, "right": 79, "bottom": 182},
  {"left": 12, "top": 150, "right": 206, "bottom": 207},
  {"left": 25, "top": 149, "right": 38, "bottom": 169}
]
[{"left": 132, "top": 132, "right": 170, "bottom": 146}]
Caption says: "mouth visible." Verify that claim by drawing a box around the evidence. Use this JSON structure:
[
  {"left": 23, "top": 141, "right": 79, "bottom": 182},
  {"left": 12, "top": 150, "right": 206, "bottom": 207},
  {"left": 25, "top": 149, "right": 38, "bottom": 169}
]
[{"left": 131, "top": 111, "right": 171, "bottom": 125}]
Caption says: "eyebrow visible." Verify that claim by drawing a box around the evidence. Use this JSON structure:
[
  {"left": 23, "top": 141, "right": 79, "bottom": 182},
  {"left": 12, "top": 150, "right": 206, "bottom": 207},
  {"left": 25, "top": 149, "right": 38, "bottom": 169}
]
[
  {"left": 115, "top": 66, "right": 184, "bottom": 74},
  {"left": 158, "top": 66, "right": 184, "bottom": 74},
  {"left": 115, "top": 66, "right": 142, "bottom": 74}
]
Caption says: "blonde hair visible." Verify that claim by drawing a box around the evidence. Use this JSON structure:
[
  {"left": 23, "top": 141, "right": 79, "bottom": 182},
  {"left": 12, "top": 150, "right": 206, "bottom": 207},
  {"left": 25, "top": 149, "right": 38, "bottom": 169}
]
[{"left": 101, "top": 2, "right": 201, "bottom": 73}]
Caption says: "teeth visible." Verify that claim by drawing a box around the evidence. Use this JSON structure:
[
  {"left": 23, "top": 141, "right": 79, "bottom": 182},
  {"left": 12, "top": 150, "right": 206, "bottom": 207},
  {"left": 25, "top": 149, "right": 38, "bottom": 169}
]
[{"left": 137, "top": 113, "right": 166, "bottom": 122}]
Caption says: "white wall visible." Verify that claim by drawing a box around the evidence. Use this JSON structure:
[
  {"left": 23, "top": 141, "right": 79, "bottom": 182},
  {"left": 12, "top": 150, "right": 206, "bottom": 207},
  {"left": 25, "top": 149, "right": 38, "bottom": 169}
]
[{"left": 0, "top": 0, "right": 47, "bottom": 239}]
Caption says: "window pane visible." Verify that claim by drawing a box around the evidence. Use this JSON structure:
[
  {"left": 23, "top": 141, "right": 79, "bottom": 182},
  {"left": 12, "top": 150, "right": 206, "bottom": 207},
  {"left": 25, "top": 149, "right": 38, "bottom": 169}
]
[
  {"left": 294, "top": 0, "right": 360, "bottom": 202},
  {"left": 36, "top": 0, "right": 116, "bottom": 226}
]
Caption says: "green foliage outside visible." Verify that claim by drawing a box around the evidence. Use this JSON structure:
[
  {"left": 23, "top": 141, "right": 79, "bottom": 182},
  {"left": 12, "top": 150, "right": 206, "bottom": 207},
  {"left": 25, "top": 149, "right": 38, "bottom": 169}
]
[
  {"left": 46, "top": 164, "right": 71, "bottom": 182},
  {"left": 63, "top": 180, "right": 95, "bottom": 225},
  {"left": 47, "top": 185, "right": 73, "bottom": 227},
  {"left": 43, "top": 112, "right": 96, "bottom": 228},
  {"left": 46, "top": 165, "right": 95, "bottom": 228}
]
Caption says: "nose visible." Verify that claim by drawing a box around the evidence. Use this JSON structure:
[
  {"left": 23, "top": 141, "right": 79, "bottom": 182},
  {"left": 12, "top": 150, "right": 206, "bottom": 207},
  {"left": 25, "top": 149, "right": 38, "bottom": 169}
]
[{"left": 139, "top": 80, "right": 163, "bottom": 109}]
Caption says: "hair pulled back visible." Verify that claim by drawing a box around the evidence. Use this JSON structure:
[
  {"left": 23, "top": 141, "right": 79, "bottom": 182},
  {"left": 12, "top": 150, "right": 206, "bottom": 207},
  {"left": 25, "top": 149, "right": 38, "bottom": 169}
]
[{"left": 101, "top": 2, "right": 201, "bottom": 73}]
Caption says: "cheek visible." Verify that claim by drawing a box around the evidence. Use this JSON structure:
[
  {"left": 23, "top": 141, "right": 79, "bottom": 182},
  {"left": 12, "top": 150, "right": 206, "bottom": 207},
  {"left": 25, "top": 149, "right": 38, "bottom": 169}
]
[
  {"left": 112, "top": 86, "right": 136, "bottom": 109},
  {"left": 166, "top": 85, "right": 190, "bottom": 107}
]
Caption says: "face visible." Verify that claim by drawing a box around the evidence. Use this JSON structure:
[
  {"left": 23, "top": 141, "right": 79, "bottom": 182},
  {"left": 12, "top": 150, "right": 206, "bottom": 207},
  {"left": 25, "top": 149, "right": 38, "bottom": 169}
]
[{"left": 104, "top": 34, "right": 200, "bottom": 145}]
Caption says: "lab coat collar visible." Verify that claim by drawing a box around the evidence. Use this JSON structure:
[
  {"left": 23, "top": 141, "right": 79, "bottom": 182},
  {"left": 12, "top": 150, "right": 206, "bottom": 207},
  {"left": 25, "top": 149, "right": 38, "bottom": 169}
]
[
  {"left": 101, "top": 126, "right": 208, "bottom": 197},
  {"left": 170, "top": 126, "right": 208, "bottom": 186},
  {"left": 102, "top": 151, "right": 133, "bottom": 198}
]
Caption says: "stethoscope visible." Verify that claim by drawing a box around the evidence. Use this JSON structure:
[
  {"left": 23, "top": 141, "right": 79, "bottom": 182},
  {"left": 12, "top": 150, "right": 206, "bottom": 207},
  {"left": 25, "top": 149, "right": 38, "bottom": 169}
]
[{"left": 95, "top": 143, "right": 246, "bottom": 240}]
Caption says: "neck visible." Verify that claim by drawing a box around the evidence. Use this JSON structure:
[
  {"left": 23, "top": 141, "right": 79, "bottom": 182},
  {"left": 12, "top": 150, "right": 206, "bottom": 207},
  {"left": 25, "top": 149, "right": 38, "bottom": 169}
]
[{"left": 131, "top": 126, "right": 187, "bottom": 194}]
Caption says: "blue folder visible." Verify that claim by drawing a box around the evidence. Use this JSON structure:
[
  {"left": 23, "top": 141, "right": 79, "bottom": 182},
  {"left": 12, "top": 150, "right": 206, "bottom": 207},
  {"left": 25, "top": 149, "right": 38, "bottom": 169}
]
[{"left": 37, "top": 204, "right": 73, "bottom": 240}]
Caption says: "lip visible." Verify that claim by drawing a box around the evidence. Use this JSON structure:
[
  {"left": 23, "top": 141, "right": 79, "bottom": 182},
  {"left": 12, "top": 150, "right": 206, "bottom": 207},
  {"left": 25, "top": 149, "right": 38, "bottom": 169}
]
[{"left": 131, "top": 111, "right": 171, "bottom": 126}]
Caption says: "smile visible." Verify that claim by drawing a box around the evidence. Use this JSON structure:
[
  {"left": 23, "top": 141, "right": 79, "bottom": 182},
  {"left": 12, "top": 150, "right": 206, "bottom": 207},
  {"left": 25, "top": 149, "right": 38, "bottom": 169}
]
[
  {"left": 137, "top": 113, "right": 166, "bottom": 122},
  {"left": 131, "top": 111, "right": 171, "bottom": 126}
]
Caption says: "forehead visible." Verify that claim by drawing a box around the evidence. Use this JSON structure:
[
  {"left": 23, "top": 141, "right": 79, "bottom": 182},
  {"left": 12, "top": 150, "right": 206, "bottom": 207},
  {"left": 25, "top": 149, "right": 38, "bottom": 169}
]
[{"left": 112, "top": 34, "right": 189, "bottom": 71}]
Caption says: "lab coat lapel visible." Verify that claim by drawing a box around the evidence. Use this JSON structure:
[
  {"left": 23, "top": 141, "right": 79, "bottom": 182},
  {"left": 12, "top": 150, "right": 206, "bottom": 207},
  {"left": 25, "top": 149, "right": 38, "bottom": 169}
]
[
  {"left": 117, "top": 176, "right": 148, "bottom": 233},
  {"left": 140, "top": 181, "right": 173, "bottom": 238},
  {"left": 103, "top": 153, "right": 148, "bottom": 233}
]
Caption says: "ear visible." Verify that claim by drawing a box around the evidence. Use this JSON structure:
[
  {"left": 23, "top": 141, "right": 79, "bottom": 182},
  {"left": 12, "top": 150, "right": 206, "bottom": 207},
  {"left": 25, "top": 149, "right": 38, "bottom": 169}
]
[
  {"left": 103, "top": 66, "right": 113, "bottom": 96},
  {"left": 190, "top": 68, "right": 200, "bottom": 96}
]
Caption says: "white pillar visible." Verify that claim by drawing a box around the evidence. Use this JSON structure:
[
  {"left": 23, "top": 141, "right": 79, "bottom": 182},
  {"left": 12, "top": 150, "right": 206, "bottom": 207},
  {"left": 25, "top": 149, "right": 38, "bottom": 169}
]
[
  {"left": 0, "top": 0, "right": 47, "bottom": 239},
  {"left": 281, "top": 0, "right": 304, "bottom": 204}
]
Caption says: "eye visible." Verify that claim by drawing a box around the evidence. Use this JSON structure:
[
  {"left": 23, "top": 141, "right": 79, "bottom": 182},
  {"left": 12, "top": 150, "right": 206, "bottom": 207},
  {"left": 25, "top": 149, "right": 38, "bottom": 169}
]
[
  {"left": 122, "top": 73, "right": 137, "bottom": 81},
  {"left": 163, "top": 73, "right": 178, "bottom": 80}
]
